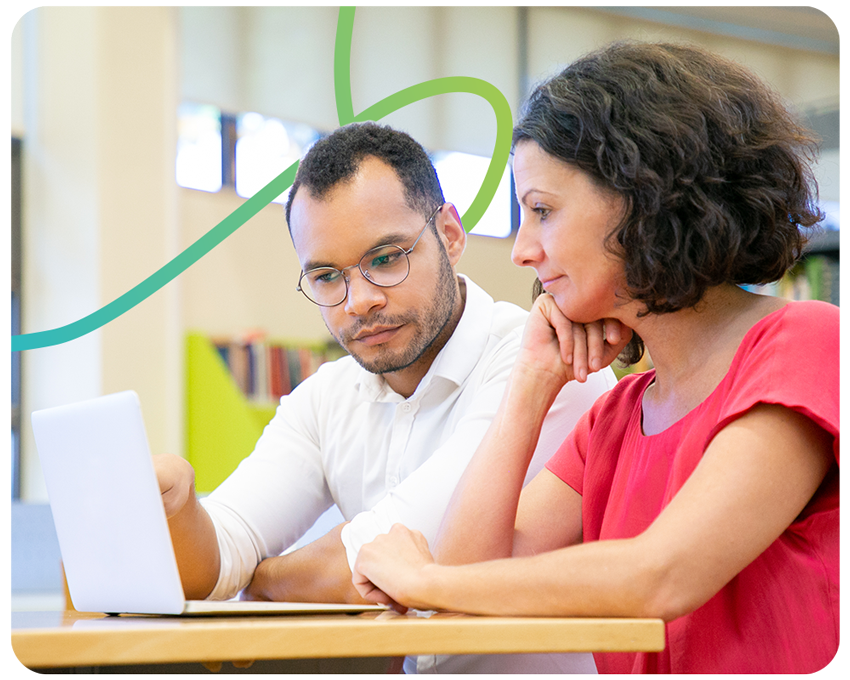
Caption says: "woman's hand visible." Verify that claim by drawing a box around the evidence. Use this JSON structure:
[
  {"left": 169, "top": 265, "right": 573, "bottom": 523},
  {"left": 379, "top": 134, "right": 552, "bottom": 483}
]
[
  {"left": 352, "top": 524, "right": 438, "bottom": 614},
  {"left": 516, "top": 293, "right": 632, "bottom": 385}
]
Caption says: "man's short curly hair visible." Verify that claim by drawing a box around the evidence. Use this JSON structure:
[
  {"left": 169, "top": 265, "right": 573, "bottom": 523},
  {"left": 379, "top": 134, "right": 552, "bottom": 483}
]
[
  {"left": 284, "top": 122, "right": 444, "bottom": 230},
  {"left": 516, "top": 41, "right": 823, "bottom": 320}
]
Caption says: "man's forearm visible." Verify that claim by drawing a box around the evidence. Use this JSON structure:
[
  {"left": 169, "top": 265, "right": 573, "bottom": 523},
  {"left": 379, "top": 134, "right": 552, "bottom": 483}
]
[
  {"left": 242, "top": 523, "right": 369, "bottom": 604},
  {"left": 167, "top": 493, "right": 221, "bottom": 600}
]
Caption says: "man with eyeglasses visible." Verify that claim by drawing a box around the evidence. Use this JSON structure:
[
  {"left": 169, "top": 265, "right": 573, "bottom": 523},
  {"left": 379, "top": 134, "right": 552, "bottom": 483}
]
[{"left": 155, "top": 122, "right": 615, "bottom": 674}]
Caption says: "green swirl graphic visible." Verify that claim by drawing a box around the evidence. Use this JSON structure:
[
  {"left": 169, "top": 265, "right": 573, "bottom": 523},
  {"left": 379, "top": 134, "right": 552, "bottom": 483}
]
[{"left": 12, "top": 7, "right": 512, "bottom": 352}]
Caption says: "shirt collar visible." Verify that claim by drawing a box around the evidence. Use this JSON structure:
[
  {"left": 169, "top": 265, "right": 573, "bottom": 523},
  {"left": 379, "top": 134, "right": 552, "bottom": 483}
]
[{"left": 354, "top": 274, "right": 494, "bottom": 402}]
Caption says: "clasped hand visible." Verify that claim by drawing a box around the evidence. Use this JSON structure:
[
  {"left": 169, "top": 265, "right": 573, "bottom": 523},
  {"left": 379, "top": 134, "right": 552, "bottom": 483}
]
[
  {"left": 352, "top": 524, "right": 436, "bottom": 613},
  {"left": 516, "top": 293, "right": 631, "bottom": 386}
]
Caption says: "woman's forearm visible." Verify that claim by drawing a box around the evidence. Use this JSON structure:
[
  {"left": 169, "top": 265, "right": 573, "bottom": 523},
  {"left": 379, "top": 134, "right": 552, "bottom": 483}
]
[
  {"left": 420, "top": 536, "right": 659, "bottom": 618},
  {"left": 434, "top": 306, "right": 626, "bottom": 567},
  {"left": 435, "top": 369, "right": 565, "bottom": 565}
]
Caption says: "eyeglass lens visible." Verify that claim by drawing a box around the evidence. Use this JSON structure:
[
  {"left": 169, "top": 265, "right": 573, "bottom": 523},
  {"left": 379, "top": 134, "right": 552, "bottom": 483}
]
[{"left": 300, "top": 244, "right": 411, "bottom": 306}]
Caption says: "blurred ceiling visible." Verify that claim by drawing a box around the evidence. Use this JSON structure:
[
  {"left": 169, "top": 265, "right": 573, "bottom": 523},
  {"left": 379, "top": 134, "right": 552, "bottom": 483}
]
[{"left": 594, "top": 6, "right": 839, "bottom": 55}]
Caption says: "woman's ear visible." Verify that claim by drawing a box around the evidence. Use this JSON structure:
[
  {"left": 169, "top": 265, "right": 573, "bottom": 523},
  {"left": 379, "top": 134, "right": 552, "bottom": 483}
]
[{"left": 437, "top": 203, "right": 467, "bottom": 265}]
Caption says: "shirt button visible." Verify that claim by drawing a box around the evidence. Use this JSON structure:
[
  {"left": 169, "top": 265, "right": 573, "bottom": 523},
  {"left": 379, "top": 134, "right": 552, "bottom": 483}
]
[
  {"left": 388, "top": 476, "right": 399, "bottom": 487},
  {"left": 402, "top": 403, "right": 411, "bottom": 412}
]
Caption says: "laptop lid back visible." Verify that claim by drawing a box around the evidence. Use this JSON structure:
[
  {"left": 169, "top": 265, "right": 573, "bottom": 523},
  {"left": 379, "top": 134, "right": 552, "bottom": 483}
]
[{"left": 31, "top": 391, "right": 186, "bottom": 614}]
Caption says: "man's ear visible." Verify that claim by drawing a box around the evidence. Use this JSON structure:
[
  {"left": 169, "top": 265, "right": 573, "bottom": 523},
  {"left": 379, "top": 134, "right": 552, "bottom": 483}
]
[{"left": 437, "top": 203, "right": 466, "bottom": 266}]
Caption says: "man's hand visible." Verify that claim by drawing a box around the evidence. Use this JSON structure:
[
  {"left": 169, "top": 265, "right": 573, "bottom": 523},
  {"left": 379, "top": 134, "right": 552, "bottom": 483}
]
[
  {"left": 152, "top": 453, "right": 220, "bottom": 599},
  {"left": 241, "top": 523, "right": 371, "bottom": 605},
  {"left": 153, "top": 453, "right": 196, "bottom": 519}
]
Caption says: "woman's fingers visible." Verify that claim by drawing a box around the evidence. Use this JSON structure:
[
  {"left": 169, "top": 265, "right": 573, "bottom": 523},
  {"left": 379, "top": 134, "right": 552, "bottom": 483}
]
[
  {"left": 571, "top": 324, "right": 589, "bottom": 382},
  {"left": 352, "top": 571, "right": 407, "bottom": 613},
  {"left": 604, "top": 319, "right": 621, "bottom": 346},
  {"left": 602, "top": 319, "right": 633, "bottom": 365},
  {"left": 353, "top": 525, "right": 435, "bottom": 613},
  {"left": 525, "top": 294, "right": 635, "bottom": 384},
  {"left": 575, "top": 318, "right": 634, "bottom": 380},
  {"left": 584, "top": 321, "right": 607, "bottom": 374}
]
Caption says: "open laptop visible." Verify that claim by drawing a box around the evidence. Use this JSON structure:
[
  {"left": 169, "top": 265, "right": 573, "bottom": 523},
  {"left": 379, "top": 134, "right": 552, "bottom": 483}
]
[{"left": 31, "top": 390, "right": 384, "bottom": 616}]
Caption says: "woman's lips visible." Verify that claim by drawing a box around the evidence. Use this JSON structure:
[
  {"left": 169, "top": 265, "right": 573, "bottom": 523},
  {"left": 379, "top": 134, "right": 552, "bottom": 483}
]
[{"left": 540, "top": 275, "right": 563, "bottom": 290}]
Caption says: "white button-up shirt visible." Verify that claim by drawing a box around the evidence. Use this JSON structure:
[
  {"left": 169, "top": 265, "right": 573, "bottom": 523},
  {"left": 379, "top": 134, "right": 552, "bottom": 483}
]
[{"left": 202, "top": 275, "right": 615, "bottom": 674}]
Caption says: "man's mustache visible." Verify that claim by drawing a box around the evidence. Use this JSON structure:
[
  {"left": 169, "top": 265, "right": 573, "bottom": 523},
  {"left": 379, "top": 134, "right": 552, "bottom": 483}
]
[{"left": 339, "top": 313, "right": 418, "bottom": 343}]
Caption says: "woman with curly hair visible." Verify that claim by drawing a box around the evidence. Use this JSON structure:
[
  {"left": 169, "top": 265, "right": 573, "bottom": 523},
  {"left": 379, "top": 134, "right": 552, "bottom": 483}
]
[{"left": 352, "top": 41, "right": 839, "bottom": 674}]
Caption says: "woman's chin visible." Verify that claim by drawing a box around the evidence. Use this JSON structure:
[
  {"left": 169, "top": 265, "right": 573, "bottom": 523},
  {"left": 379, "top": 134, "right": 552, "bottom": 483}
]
[
  {"left": 552, "top": 298, "right": 605, "bottom": 325},
  {"left": 547, "top": 293, "right": 582, "bottom": 321}
]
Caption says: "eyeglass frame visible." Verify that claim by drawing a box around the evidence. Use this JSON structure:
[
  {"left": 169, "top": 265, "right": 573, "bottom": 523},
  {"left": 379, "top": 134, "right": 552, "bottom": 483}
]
[{"left": 296, "top": 203, "right": 444, "bottom": 307}]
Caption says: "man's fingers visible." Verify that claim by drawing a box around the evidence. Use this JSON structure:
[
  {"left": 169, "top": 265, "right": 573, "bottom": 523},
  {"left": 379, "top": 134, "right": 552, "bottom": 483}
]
[
  {"left": 160, "top": 483, "right": 190, "bottom": 519},
  {"left": 153, "top": 454, "right": 195, "bottom": 518}
]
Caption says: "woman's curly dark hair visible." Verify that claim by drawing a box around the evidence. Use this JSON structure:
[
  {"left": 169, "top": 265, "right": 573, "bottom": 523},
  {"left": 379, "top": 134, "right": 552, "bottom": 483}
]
[{"left": 516, "top": 41, "right": 823, "bottom": 365}]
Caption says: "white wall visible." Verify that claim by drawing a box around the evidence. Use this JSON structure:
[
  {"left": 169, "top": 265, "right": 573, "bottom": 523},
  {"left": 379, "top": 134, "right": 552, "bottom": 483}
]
[
  {"left": 14, "top": 7, "right": 181, "bottom": 500},
  {"left": 11, "top": 6, "right": 840, "bottom": 500},
  {"left": 525, "top": 7, "right": 839, "bottom": 112}
]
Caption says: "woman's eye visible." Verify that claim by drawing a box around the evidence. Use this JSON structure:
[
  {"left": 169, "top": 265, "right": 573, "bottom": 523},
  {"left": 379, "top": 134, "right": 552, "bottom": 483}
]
[{"left": 533, "top": 207, "right": 551, "bottom": 219}]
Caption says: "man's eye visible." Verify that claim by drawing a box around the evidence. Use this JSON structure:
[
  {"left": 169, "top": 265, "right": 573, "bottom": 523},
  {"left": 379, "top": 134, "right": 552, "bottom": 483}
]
[
  {"left": 311, "top": 270, "right": 341, "bottom": 285},
  {"left": 370, "top": 251, "right": 402, "bottom": 268}
]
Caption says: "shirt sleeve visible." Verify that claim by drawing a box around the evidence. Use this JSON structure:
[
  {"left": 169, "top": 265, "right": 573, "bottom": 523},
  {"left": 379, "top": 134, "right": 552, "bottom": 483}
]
[
  {"left": 340, "top": 331, "right": 617, "bottom": 570},
  {"left": 200, "top": 371, "right": 335, "bottom": 600},
  {"left": 709, "top": 300, "right": 840, "bottom": 461}
]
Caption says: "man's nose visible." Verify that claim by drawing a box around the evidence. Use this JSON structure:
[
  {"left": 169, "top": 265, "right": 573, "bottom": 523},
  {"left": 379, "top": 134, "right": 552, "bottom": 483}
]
[{"left": 343, "top": 267, "right": 386, "bottom": 316}]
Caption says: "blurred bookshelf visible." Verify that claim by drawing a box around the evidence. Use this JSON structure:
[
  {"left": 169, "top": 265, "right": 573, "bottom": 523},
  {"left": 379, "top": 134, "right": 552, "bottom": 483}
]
[
  {"left": 742, "top": 228, "right": 840, "bottom": 306},
  {"left": 185, "top": 332, "right": 343, "bottom": 493}
]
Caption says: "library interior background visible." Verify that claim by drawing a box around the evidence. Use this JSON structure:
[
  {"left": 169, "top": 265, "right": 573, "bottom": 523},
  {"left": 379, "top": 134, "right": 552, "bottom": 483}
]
[{"left": 10, "top": 6, "right": 840, "bottom": 610}]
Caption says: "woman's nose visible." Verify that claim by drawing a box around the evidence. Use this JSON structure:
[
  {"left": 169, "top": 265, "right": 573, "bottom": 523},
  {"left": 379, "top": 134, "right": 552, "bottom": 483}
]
[{"left": 511, "top": 219, "right": 542, "bottom": 268}]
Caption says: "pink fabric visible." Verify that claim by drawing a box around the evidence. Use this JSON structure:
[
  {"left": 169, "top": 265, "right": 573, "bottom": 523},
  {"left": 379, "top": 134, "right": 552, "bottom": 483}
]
[{"left": 546, "top": 300, "right": 839, "bottom": 673}]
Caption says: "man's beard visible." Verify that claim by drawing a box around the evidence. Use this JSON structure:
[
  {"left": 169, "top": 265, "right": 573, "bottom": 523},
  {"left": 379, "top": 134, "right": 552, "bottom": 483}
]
[{"left": 331, "top": 247, "right": 459, "bottom": 375}]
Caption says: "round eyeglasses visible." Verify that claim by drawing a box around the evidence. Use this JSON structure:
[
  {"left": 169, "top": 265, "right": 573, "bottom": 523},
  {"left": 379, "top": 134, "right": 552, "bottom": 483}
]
[{"left": 297, "top": 205, "right": 443, "bottom": 307}]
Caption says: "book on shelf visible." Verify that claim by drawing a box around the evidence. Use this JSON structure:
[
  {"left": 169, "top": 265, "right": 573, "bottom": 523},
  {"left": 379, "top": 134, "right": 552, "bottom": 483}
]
[
  {"left": 210, "top": 332, "right": 341, "bottom": 404},
  {"left": 742, "top": 253, "right": 839, "bottom": 306}
]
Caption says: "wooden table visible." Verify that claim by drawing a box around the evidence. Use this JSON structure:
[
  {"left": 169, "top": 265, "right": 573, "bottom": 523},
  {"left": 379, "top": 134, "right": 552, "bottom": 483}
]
[{"left": 11, "top": 609, "right": 664, "bottom": 670}]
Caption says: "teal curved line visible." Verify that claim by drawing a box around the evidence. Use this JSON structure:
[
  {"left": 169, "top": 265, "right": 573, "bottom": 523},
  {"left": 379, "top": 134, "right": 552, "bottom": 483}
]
[
  {"left": 11, "top": 162, "right": 299, "bottom": 352},
  {"left": 13, "top": 6, "right": 513, "bottom": 352},
  {"left": 354, "top": 77, "right": 512, "bottom": 232},
  {"left": 334, "top": 7, "right": 512, "bottom": 232}
]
